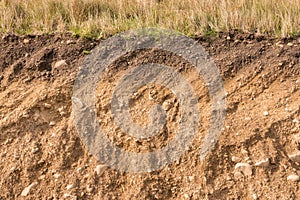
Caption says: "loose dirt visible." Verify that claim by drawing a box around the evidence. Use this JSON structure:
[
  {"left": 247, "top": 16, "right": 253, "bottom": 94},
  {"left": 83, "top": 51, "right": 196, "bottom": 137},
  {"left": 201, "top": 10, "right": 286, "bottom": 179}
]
[{"left": 0, "top": 32, "right": 300, "bottom": 199}]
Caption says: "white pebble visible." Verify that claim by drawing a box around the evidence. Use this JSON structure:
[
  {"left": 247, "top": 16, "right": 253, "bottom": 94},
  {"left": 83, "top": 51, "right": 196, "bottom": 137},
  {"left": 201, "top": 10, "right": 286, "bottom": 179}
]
[
  {"left": 77, "top": 167, "right": 83, "bottom": 173},
  {"left": 54, "top": 60, "right": 67, "bottom": 69},
  {"left": 21, "top": 182, "right": 37, "bottom": 196},
  {"left": 231, "top": 156, "right": 241, "bottom": 163},
  {"left": 95, "top": 165, "right": 106, "bottom": 176},
  {"left": 44, "top": 103, "right": 52, "bottom": 108},
  {"left": 49, "top": 121, "right": 56, "bottom": 126},
  {"left": 254, "top": 158, "right": 270, "bottom": 167},
  {"left": 235, "top": 163, "right": 252, "bottom": 176},
  {"left": 263, "top": 111, "right": 269, "bottom": 116},
  {"left": 66, "top": 40, "right": 73, "bottom": 45},
  {"left": 53, "top": 173, "right": 61, "bottom": 179},
  {"left": 23, "top": 39, "right": 30, "bottom": 44},
  {"left": 188, "top": 176, "right": 194, "bottom": 182},
  {"left": 252, "top": 194, "right": 258, "bottom": 200},
  {"left": 287, "top": 174, "right": 300, "bottom": 182},
  {"left": 66, "top": 184, "right": 73, "bottom": 190}
]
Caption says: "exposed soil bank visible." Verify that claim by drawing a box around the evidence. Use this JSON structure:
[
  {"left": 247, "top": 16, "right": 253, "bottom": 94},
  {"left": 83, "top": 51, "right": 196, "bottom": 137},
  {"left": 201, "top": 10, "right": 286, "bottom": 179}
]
[{"left": 1, "top": 33, "right": 300, "bottom": 199}]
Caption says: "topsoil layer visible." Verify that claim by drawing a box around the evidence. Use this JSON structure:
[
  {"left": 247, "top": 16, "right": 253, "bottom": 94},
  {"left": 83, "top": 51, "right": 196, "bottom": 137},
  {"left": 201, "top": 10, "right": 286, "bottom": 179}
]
[{"left": 1, "top": 32, "right": 300, "bottom": 200}]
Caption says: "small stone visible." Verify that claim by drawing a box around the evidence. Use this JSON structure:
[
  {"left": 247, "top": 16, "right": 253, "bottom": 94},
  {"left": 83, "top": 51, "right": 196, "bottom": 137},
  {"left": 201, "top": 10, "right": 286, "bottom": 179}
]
[
  {"left": 146, "top": 168, "right": 152, "bottom": 173},
  {"left": 287, "top": 174, "right": 300, "bottom": 182},
  {"left": 86, "top": 185, "right": 94, "bottom": 193},
  {"left": 264, "top": 178, "right": 269, "bottom": 182},
  {"left": 241, "top": 149, "right": 248, "bottom": 155},
  {"left": 275, "top": 42, "right": 284, "bottom": 47},
  {"left": 183, "top": 193, "right": 190, "bottom": 199},
  {"left": 53, "top": 173, "right": 61, "bottom": 179},
  {"left": 287, "top": 42, "right": 293, "bottom": 46},
  {"left": 226, "top": 36, "right": 231, "bottom": 40},
  {"left": 233, "top": 171, "right": 243, "bottom": 180},
  {"left": 58, "top": 106, "right": 66, "bottom": 116},
  {"left": 23, "top": 39, "right": 30, "bottom": 44},
  {"left": 54, "top": 60, "right": 67, "bottom": 69},
  {"left": 44, "top": 103, "right": 52, "bottom": 108},
  {"left": 95, "top": 165, "right": 106, "bottom": 176},
  {"left": 254, "top": 158, "right": 270, "bottom": 167},
  {"left": 22, "top": 112, "right": 29, "bottom": 118},
  {"left": 80, "top": 192, "right": 85, "bottom": 197},
  {"left": 231, "top": 156, "right": 241, "bottom": 163},
  {"left": 148, "top": 94, "right": 154, "bottom": 100},
  {"left": 21, "top": 182, "right": 37, "bottom": 196},
  {"left": 31, "top": 146, "right": 39, "bottom": 154},
  {"left": 63, "top": 193, "right": 72, "bottom": 198},
  {"left": 252, "top": 194, "right": 258, "bottom": 200},
  {"left": 293, "top": 134, "right": 300, "bottom": 144},
  {"left": 66, "top": 40, "right": 74, "bottom": 45},
  {"left": 4, "top": 138, "right": 11, "bottom": 145},
  {"left": 49, "top": 121, "right": 56, "bottom": 126},
  {"left": 188, "top": 176, "right": 194, "bottom": 182},
  {"left": 77, "top": 167, "right": 83, "bottom": 173},
  {"left": 278, "top": 62, "right": 283, "bottom": 67},
  {"left": 288, "top": 152, "right": 300, "bottom": 163},
  {"left": 263, "top": 111, "right": 269, "bottom": 116},
  {"left": 66, "top": 184, "right": 73, "bottom": 190},
  {"left": 235, "top": 163, "right": 252, "bottom": 176},
  {"left": 162, "top": 100, "right": 173, "bottom": 111},
  {"left": 245, "top": 117, "right": 251, "bottom": 121}
]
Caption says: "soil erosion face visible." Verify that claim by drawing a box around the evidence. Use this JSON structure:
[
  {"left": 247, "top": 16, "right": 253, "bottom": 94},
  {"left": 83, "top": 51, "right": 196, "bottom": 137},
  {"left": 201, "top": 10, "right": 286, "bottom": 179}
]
[{"left": 0, "top": 33, "right": 300, "bottom": 199}]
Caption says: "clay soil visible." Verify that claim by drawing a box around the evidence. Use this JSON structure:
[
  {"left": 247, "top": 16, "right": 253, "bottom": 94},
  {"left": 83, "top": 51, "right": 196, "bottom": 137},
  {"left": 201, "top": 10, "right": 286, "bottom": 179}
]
[{"left": 1, "top": 32, "right": 300, "bottom": 200}]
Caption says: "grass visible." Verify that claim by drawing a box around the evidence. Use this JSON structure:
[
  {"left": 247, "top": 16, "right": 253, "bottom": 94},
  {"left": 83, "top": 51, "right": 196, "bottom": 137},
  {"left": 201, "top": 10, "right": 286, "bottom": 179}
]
[{"left": 0, "top": 0, "right": 300, "bottom": 38}]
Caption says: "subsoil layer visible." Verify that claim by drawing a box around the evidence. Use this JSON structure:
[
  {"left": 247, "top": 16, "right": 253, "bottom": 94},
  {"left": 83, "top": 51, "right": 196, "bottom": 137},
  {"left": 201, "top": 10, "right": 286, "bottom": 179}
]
[{"left": 1, "top": 32, "right": 300, "bottom": 200}]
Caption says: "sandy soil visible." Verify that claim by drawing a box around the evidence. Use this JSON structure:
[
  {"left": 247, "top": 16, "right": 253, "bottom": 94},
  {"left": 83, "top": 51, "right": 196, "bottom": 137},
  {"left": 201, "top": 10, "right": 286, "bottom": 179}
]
[{"left": 0, "top": 32, "right": 300, "bottom": 199}]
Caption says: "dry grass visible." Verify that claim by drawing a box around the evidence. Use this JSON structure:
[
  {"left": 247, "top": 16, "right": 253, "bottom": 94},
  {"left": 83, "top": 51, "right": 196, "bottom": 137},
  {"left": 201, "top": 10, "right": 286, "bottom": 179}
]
[{"left": 0, "top": 0, "right": 300, "bottom": 38}]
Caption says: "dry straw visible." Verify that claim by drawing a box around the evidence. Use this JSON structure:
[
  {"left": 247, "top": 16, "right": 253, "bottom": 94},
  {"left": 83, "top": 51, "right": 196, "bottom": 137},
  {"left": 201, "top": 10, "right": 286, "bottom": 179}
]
[{"left": 0, "top": 0, "right": 299, "bottom": 38}]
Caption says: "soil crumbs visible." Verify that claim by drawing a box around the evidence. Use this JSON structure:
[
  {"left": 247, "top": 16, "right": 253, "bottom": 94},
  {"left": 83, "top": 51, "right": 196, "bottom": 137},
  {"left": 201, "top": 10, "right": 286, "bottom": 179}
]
[{"left": 0, "top": 33, "right": 300, "bottom": 200}]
